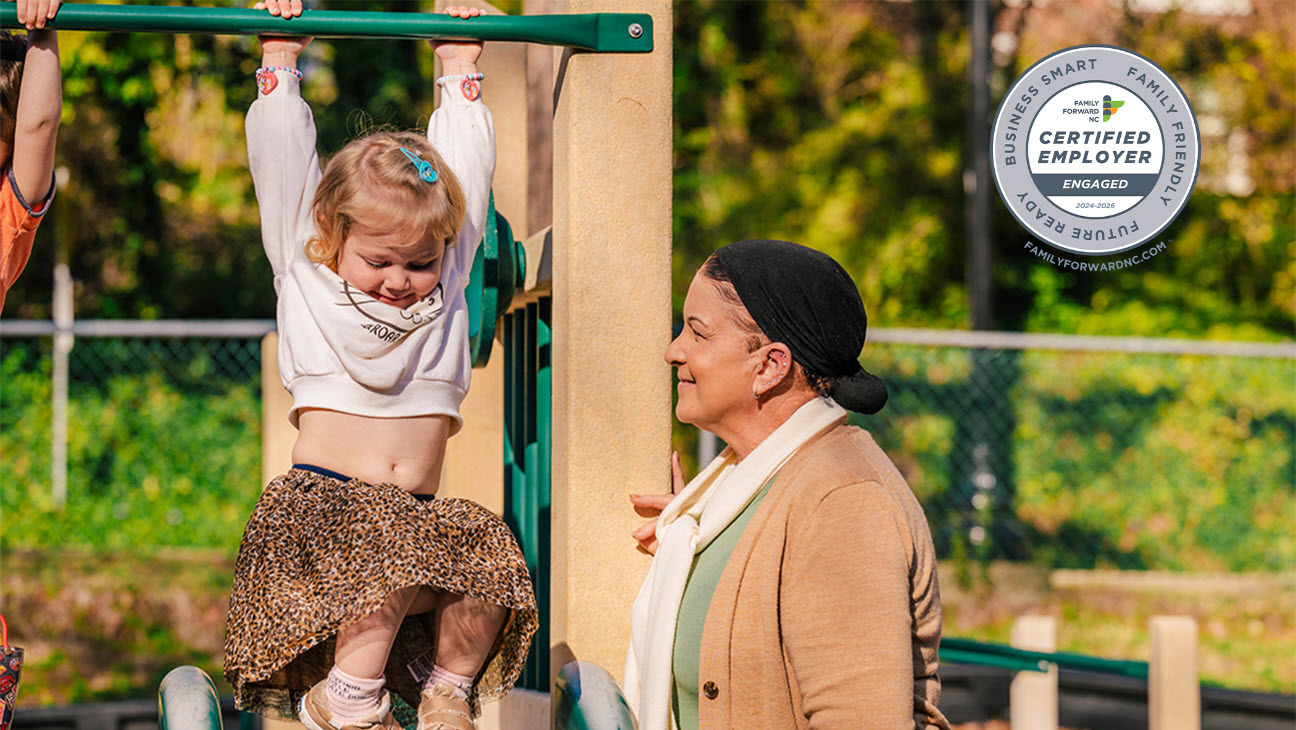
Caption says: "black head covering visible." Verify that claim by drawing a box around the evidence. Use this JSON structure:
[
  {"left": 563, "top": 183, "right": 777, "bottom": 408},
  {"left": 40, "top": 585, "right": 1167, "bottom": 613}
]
[{"left": 712, "top": 239, "right": 887, "bottom": 414}]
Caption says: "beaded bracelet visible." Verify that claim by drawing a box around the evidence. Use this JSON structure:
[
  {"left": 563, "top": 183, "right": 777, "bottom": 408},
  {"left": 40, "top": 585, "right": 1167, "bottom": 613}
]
[
  {"left": 255, "top": 66, "right": 303, "bottom": 95},
  {"left": 436, "top": 72, "right": 485, "bottom": 102},
  {"left": 435, "top": 72, "right": 484, "bottom": 85}
]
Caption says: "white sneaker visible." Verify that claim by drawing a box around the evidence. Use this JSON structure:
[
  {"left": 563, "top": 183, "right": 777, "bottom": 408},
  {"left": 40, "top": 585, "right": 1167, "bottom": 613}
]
[{"left": 298, "top": 679, "right": 398, "bottom": 730}]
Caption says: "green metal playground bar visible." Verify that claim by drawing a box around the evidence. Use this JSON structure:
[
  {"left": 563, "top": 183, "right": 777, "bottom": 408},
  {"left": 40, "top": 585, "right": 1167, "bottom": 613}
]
[
  {"left": 942, "top": 637, "right": 1151, "bottom": 680},
  {"left": 0, "top": 3, "right": 653, "bottom": 53}
]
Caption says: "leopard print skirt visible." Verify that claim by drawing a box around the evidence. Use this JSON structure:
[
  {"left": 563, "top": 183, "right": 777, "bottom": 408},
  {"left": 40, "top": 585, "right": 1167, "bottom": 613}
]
[{"left": 223, "top": 467, "right": 537, "bottom": 719}]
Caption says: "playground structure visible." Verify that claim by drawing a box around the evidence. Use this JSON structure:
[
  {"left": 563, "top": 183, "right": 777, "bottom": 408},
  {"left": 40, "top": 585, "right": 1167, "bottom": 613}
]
[
  {"left": 4, "top": 2, "right": 1258, "bottom": 729},
  {"left": 255, "top": 0, "right": 673, "bottom": 723},
  {"left": 3, "top": 0, "right": 669, "bottom": 725},
  {"left": 227, "top": 0, "right": 672, "bottom": 724}
]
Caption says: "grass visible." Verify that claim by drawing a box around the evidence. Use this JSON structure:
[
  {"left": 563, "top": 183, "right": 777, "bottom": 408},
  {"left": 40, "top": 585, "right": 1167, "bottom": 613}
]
[
  {"left": 939, "top": 563, "right": 1296, "bottom": 695},
  {"left": 1, "top": 549, "right": 237, "bottom": 708},
  {"left": 3, "top": 552, "right": 1291, "bottom": 712}
]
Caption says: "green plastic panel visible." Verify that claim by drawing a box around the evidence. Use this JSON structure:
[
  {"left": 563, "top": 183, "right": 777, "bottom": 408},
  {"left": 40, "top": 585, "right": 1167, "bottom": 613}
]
[
  {"left": 1, "top": 3, "right": 653, "bottom": 52},
  {"left": 503, "top": 299, "right": 551, "bottom": 691},
  {"left": 468, "top": 193, "right": 525, "bottom": 368}
]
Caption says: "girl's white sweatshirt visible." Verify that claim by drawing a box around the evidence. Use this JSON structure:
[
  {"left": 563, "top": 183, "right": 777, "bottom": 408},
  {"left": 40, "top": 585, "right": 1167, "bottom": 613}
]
[{"left": 247, "top": 69, "right": 494, "bottom": 434}]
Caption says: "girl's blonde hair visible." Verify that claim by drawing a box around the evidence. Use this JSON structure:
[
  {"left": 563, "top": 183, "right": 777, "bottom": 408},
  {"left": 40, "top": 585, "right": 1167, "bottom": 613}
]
[{"left": 307, "top": 130, "right": 466, "bottom": 271}]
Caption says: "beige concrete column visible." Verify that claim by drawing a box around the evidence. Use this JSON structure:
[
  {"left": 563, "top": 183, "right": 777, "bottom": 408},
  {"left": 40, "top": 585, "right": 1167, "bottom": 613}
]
[
  {"left": 550, "top": 0, "right": 673, "bottom": 688},
  {"left": 1009, "top": 615, "right": 1058, "bottom": 730},
  {"left": 261, "top": 333, "right": 294, "bottom": 484},
  {"left": 1149, "top": 615, "right": 1200, "bottom": 730}
]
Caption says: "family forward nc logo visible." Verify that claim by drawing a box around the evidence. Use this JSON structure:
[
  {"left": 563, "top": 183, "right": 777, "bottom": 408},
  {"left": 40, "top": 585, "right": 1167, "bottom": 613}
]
[{"left": 990, "top": 45, "right": 1201, "bottom": 256}]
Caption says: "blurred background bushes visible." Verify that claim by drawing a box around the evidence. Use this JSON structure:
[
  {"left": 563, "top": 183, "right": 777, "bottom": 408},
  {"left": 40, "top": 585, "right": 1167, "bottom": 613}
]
[{"left": 0, "top": 0, "right": 1289, "bottom": 342}]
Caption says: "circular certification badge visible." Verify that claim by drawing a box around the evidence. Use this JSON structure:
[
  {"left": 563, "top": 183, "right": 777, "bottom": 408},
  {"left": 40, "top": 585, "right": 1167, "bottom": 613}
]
[{"left": 991, "top": 45, "right": 1200, "bottom": 255}]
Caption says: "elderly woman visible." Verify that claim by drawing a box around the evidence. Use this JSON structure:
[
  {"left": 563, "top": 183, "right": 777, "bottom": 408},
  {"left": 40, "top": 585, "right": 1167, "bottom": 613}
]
[{"left": 625, "top": 240, "right": 949, "bottom": 730}]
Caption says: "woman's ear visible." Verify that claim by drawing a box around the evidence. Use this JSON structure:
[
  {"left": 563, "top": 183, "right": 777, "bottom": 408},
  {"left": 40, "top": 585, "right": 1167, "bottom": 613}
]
[{"left": 753, "top": 342, "right": 794, "bottom": 397}]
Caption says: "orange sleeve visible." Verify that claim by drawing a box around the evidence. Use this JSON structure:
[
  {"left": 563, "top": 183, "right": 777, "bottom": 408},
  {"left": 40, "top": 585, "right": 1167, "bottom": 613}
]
[{"left": 0, "top": 167, "right": 54, "bottom": 312}]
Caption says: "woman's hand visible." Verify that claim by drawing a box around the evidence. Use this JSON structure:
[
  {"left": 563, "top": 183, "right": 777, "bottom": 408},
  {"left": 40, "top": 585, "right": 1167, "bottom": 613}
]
[
  {"left": 15, "top": 0, "right": 60, "bottom": 30},
  {"left": 433, "top": 6, "right": 484, "bottom": 76},
  {"left": 629, "top": 451, "right": 685, "bottom": 555},
  {"left": 254, "top": 0, "right": 311, "bottom": 65}
]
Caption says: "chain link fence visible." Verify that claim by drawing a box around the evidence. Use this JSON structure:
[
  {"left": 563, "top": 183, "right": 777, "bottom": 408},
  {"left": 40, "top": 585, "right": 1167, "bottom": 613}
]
[
  {"left": 2, "top": 323, "right": 1293, "bottom": 571},
  {"left": 855, "top": 332, "right": 1296, "bottom": 573},
  {"left": 0, "top": 322, "right": 271, "bottom": 552}
]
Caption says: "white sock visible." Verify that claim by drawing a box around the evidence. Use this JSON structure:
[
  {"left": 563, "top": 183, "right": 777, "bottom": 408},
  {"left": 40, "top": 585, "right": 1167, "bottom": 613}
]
[
  {"left": 424, "top": 664, "right": 474, "bottom": 700},
  {"left": 326, "top": 666, "right": 386, "bottom": 721}
]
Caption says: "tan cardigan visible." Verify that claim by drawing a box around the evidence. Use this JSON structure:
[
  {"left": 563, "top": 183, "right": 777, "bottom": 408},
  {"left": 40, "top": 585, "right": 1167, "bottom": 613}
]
[{"left": 695, "top": 423, "right": 950, "bottom": 729}]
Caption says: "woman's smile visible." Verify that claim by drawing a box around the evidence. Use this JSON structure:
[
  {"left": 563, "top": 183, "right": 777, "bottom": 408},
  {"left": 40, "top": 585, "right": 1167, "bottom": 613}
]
[{"left": 664, "top": 271, "right": 763, "bottom": 435}]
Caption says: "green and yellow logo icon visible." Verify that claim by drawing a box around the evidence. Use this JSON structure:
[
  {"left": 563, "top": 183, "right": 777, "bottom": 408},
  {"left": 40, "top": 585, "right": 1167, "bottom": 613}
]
[{"left": 1102, "top": 95, "right": 1124, "bottom": 121}]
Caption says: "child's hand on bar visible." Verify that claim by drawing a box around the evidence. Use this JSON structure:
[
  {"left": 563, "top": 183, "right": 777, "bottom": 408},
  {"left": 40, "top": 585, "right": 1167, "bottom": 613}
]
[
  {"left": 433, "top": 5, "right": 485, "bottom": 76},
  {"left": 255, "top": 0, "right": 302, "bottom": 19},
  {"left": 15, "top": 0, "right": 61, "bottom": 30},
  {"left": 254, "top": 0, "right": 310, "bottom": 65}
]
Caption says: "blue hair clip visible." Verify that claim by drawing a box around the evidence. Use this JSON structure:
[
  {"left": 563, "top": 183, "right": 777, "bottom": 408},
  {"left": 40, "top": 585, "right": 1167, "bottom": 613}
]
[{"left": 399, "top": 147, "right": 438, "bottom": 183}]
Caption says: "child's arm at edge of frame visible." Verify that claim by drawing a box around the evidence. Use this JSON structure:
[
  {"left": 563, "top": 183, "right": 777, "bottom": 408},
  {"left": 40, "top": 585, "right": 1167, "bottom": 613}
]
[
  {"left": 247, "top": 0, "right": 316, "bottom": 277},
  {"left": 429, "top": 6, "right": 492, "bottom": 282},
  {"left": 11, "top": 26, "right": 60, "bottom": 210}
]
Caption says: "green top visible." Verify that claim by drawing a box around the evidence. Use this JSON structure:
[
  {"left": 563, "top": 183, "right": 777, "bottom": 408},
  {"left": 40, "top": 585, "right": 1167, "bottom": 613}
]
[{"left": 671, "top": 480, "right": 774, "bottom": 730}]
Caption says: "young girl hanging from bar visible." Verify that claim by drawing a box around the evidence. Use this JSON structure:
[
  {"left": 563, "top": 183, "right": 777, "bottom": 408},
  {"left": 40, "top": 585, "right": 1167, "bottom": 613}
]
[{"left": 222, "top": 4, "right": 536, "bottom": 729}]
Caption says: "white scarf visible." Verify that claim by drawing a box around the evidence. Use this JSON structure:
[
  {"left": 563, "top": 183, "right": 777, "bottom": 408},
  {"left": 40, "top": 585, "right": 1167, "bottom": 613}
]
[{"left": 624, "top": 398, "right": 848, "bottom": 730}]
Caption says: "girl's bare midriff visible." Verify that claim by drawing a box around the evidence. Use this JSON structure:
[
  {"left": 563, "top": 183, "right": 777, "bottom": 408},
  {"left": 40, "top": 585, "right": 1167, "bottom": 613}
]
[{"left": 292, "top": 408, "right": 451, "bottom": 495}]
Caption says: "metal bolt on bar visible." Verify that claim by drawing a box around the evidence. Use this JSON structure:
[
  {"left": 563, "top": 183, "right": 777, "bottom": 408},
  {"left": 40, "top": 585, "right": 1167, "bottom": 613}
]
[{"left": 0, "top": 3, "right": 654, "bottom": 53}]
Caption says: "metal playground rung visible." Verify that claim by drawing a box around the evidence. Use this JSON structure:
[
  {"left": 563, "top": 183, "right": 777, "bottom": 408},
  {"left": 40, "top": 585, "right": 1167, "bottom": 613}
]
[{"left": 0, "top": 3, "right": 654, "bottom": 53}]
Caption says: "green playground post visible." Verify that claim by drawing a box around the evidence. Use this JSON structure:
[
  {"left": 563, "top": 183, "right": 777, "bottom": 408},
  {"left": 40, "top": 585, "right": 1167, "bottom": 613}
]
[{"left": 0, "top": 3, "right": 653, "bottom": 53}]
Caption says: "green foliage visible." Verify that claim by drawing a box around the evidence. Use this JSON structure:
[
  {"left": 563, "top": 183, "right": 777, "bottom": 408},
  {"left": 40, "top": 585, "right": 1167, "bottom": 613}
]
[
  {"left": 0, "top": 342, "right": 263, "bottom": 553},
  {"left": 673, "top": 1, "right": 1294, "bottom": 339},
  {"left": 0, "top": 0, "right": 1285, "bottom": 337},
  {"left": 858, "top": 343, "right": 1295, "bottom": 572},
  {"left": 673, "top": 1, "right": 971, "bottom": 328},
  {"left": 670, "top": 0, "right": 1296, "bottom": 572}
]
